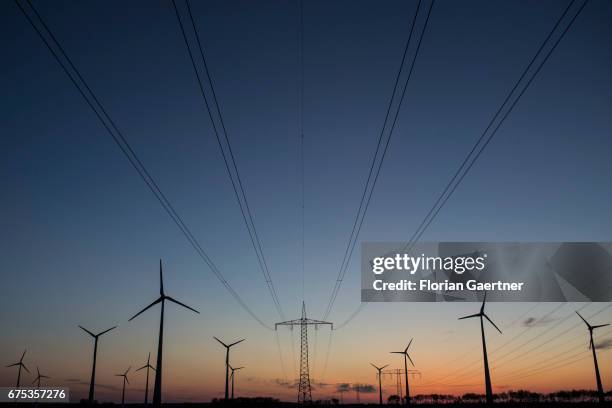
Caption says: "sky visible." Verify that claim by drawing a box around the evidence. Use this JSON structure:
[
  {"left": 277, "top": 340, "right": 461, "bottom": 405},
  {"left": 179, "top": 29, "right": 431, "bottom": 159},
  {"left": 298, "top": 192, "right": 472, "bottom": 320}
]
[{"left": 1, "top": 0, "right": 612, "bottom": 403}]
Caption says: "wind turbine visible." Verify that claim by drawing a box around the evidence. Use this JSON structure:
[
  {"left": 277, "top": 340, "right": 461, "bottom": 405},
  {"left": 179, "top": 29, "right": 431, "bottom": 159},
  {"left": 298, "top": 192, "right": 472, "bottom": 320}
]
[
  {"left": 32, "top": 367, "right": 51, "bottom": 388},
  {"left": 5, "top": 349, "right": 29, "bottom": 388},
  {"left": 576, "top": 311, "right": 610, "bottom": 403},
  {"left": 79, "top": 325, "right": 117, "bottom": 405},
  {"left": 135, "top": 352, "right": 156, "bottom": 405},
  {"left": 458, "top": 292, "right": 502, "bottom": 405},
  {"left": 370, "top": 363, "right": 388, "bottom": 406},
  {"left": 391, "top": 338, "right": 415, "bottom": 406},
  {"left": 228, "top": 364, "right": 244, "bottom": 400},
  {"left": 129, "top": 259, "right": 199, "bottom": 408},
  {"left": 214, "top": 337, "right": 245, "bottom": 401},
  {"left": 115, "top": 366, "right": 130, "bottom": 408}
]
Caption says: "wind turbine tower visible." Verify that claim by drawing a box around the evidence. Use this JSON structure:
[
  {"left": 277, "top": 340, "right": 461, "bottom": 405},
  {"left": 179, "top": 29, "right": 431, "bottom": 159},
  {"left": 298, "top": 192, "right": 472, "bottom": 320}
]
[
  {"left": 458, "top": 292, "right": 502, "bottom": 405},
  {"left": 129, "top": 259, "right": 200, "bottom": 408},
  {"left": 115, "top": 367, "right": 130, "bottom": 408},
  {"left": 576, "top": 311, "right": 610, "bottom": 403},
  {"left": 229, "top": 364, "right": 244, "bottom": 399},
  {"left": 79, "top": 325, "right": 116, "bottom": 404},
  {"left": 214, "top": 337, "right": 245, "bottom": 401},
  {"left": 391, "top": 338, "right": 415, "bottom": 406},
  {"left": 370, "top": 363, "right": 388, "bottom": 406},
  {"left": 136, "top": 352, "right": 156, "bottom": 405},
  {"left": 32, "top": 367, "right": 50, "bottom": 388},
  {"left": 6, "top": 349, "right": 29, "bottom": 388},
  {"left": 276, "top": 302, "right": 333, "bottom": 404}
]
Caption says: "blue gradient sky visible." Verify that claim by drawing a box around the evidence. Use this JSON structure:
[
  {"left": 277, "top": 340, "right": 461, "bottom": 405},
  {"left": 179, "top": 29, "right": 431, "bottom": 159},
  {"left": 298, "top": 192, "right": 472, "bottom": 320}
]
[{"left": 1, "top": 0, "right": 612, "bottom": 402}]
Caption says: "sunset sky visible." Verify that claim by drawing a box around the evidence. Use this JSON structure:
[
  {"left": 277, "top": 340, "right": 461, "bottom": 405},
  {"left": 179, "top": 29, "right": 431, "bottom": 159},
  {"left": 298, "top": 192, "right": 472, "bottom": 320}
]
[{"left": 1, "top": 0, "right": 612, "bottom": 403}]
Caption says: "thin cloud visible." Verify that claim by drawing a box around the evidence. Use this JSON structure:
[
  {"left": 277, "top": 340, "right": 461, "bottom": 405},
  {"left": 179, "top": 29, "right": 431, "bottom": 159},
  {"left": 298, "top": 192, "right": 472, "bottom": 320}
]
[
  {"left": 595, "top": 337, "right": 612, "bottom": 350},
  {"left": 522, "top": 316, "right": 557, "bottom": 327}
]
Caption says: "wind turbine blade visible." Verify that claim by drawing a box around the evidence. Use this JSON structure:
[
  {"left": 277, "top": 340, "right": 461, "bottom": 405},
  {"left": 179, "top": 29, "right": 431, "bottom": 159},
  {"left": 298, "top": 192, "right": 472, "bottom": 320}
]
[
  {"left": 125, "top": 377, "right": 130, "bottom": 385},
  {"left": 458, "top": 313, "right": 480, "bottom": 320},
  {"left": 136, "top": 365, "right": 148, "bottom": 372},
  {"left": 166, "top": 296, "right": 199, "bottom": 314},
  {"left": 575, "top": 311, "right": 590, "bottom": 328},
  {"left": 484, "top": 314, "right": 503, "bottom": 334},
  {"left": 214, "top": 337, "right": 228, "bottom": 348},
  {"left": 129, "top": 298, "right": 162, "bottom": 321},
  {"left": 6, "top": 363, "right": 19, "bottom": 368},
  {"left": 147, "top": 352, "right": 151, "bottom": 364},
  {"left": 32, "top": 378, "right": 38, "bottom": 385},
  {"left": 20, "top": 349, "right": 27, "bottom": 361},
  {"left": 159, "top": 259, "right": 164, "bottom": 296},
  {"left": 381, "top": 364, "right": 389, "bottom": 370},
  {"left": 125, "top": 367, "right": 131, "bottom": 375},
  {"left": 41, "top": 375, "right": 51, "bottom": 379},
  {"left": 406, "top": 338, "right": 413, "bottom": 353},
  {"left": 370, "top": 363, "right": 379, "bottom": 370},
  {"left": 407, "top": 354, "right": 415, "bottom": 367},
  {"left": 228, "top": 338, "right": 245, "bottom": 347},
  {"left": 390, "top": 351, "right": 404, "bottom": 354},
  {"left": 37, "top": 367, "right": 41, "bottom": 376},
  {"left": 592, "top": 324, "right": 610, "bottom": 329},
  {"left": 79, "top": 325, "right": 96, "bottom": 337},
  {"left": 22, "top": 364, "right": 30, "bottom": 373},
  {"left": 235, "top": 367, "right": 244, "bottom": 370},
  {"left": 97, "top": 326, "right": 117, "bottom": 337}
]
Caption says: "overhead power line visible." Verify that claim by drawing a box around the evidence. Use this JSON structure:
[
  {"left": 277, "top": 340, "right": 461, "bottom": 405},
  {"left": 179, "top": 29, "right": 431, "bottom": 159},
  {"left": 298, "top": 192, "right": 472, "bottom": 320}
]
[
  {"left": 300, "top": 0, "right": 306, "bottom": 304},
  {"left": 336, "top": 0, "right": 589, "bottom": 329},
  {"left": 422, "top": 303, "right": 611, "bottom": 388},
  {"left": 400, "top": 0, "right": 588, "bottom": 256},
  {"left": 15, "top": 0, "right": 273, "bottom": 330},
  {"left": 172, "top": 0, "right": 285, "bottom": 320},
  {"left": 323, "top": 0, "right": 436, "bottom": 321}
]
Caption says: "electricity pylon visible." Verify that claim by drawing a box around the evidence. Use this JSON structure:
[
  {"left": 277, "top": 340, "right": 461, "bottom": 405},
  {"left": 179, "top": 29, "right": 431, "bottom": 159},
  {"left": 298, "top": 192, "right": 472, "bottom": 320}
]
[{"left": 276, "top": 302, "right": 332, "bottom": 404}]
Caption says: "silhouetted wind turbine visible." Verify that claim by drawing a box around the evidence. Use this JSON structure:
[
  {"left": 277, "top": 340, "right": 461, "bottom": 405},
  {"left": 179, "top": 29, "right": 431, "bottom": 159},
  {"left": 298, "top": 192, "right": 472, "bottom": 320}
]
[
  {"left": 129, "top": 260, "right": 199, "bottom": 408},
  {"left": 136, "top": 352, "right": 156, "bottom": 405},
  {"left": 229, "top": 364, "right": 244, "bottom": 400},
  {"left": 391, "top": 338, "right": 415, "bottom": 406},
  {"left": 32, "top": 366, "right": 50, "bottom": 388},
  {"left": 6, "top": 349, "right": 29, "bottom": 388},
  {"left": 370, "top": 363, "right": 388, "bottom": 406},
  {"left": 459, "top": 292, "right": 502, "bottom": 405},
  {"left": 576, "top": 311, "right": 610, "bottom": 404},
  {"left": 79, "top": 325, "right": 117, "bottom": 405},
  {"left": 115, "top": 367, "right": 130, "bottom": 408},
  {"left": 214, "top": 337, "right": 245, "bottom": 400}
]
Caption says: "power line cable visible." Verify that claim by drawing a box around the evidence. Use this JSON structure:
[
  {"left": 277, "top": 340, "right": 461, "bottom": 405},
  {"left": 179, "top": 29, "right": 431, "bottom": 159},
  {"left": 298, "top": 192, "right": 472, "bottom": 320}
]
[
  {"left": 324, "top": 0, "right": 435, "bottom": 320},
  {"left": 300, "top": 0, "right": 305, "bottom": 303},
  {"left": 15, "top": 0, "right": 273, "bottom": 330},
  {"left": 275, "top": 330, "right": 289, "bottom": 382},
  {"left": 420, "top": 303, "right": 571, "bottom": 386},
  {"left": 320, "top": 328, "right": 334, "bottom": 382},
  {"left": 336, "top": 0, "right": 589, "bottom": 329},
  {"left": 424, "top": 303, "right": 609, "bottom": 386},
  {"left": 172, "top": 0, "right": 285, "bottom": 320},
  {"left": 402, "top": 0, "right": 587, "bottom": 255}
]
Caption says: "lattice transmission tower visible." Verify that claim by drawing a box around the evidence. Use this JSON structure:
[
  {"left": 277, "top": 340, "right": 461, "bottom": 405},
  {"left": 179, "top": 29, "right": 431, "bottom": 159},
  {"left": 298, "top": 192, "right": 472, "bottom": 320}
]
[{"left": 276, "top": 302, "right": 332, "bottom": 404}]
